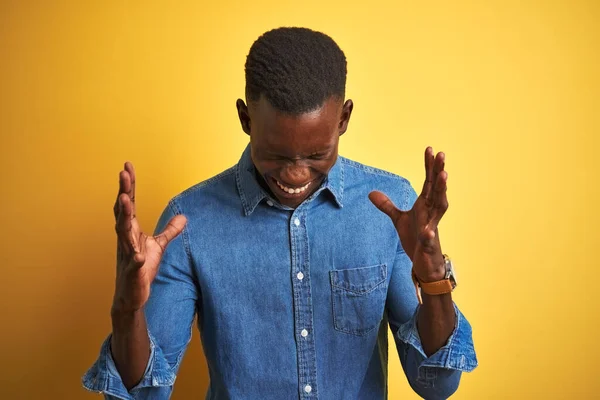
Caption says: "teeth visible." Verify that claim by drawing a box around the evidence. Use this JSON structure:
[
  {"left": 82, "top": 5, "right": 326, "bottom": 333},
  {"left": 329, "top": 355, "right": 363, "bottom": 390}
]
[{"left": 276, "top": 180, "right": 310, "bottom": 194}]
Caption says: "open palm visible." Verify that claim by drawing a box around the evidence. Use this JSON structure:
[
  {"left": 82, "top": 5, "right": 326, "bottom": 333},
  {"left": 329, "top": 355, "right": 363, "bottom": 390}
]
[
  {"left": 369, "top": 147, "right": 448, "bottom": 282},
  {"left": 112, "top": 162, "right": 186, "bottom": 312}
]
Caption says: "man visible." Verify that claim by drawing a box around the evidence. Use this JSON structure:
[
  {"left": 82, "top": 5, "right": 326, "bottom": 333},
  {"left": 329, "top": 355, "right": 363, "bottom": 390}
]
[{"left": 83, "top": 27, "right": 477, "bottom": 399}]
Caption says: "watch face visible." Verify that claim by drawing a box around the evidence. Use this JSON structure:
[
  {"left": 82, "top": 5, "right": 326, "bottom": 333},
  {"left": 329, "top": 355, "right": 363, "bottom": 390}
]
[
  {"left": 444, "top": 255, "right": 458, "bottom": 289},
  {"left": 449, "top": 264, "right": 457, "bottom": 289}
]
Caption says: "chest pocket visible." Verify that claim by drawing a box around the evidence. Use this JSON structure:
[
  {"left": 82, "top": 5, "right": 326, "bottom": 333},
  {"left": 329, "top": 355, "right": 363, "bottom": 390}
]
[{"left": 329, "top": 264, "right": 388, "bottom": 336}]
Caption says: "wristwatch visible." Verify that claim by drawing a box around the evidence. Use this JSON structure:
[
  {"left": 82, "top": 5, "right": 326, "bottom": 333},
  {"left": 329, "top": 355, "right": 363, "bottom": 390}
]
[{"left": 411, "top": 254, "right": 457, "bottom": 304}]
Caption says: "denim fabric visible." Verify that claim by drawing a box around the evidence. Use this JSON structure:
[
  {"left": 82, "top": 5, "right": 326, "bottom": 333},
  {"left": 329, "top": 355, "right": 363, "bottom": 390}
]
[{"left": 83, "top": 144, "right": 477, "bottom": 399}]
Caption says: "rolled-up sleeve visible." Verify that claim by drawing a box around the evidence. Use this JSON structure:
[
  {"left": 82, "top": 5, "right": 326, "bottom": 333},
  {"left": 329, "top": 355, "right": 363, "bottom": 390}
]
[
  {"left": 387, "top": 247, "right": 478, "bottom": 399},
  {"left": 396, "top": 304, "right": 477, "bottom": 399},
  {"left": 383, "top": 179, "right": 477, "bottom": 399},
  {"left": 82, "top": 199, "right": 198, "bottom": 399},
  {"left": 81, "top": 331, "right": 176, "bottom": 399}
]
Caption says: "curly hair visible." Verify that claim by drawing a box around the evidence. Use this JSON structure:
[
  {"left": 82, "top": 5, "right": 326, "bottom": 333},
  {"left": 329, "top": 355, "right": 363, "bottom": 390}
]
[{"left": 245, "top": 27, "right": 347, "bottom": 114}]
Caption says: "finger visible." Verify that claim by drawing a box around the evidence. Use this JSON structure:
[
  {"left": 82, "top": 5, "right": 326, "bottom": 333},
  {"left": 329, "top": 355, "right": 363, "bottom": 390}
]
[
  {"left": 113, "top": 163, "right": 137, "bottom": 220},
  {"left": 368, "top": 191, "right": 400, "bottom": 224},
  {"left": 432, "top": 152, "right": 445, "bottom": 180},
  {"left": 155, "top": 215, "right": 187, "bottom": 251},
  {"left": 115, "top": 193, "right": 133, "bottom": 252},
  {"left": 420, "top": 147, "right": 435, "bottom": 200},
  {"left": 124, "top": 162, "right": 136, "bottom": 204},
  {"left": 115, "top": 193, "right": 139, "bottom": 254},
  {"left": 114, "top": 170, "right": 132, "bottom": 220},
  {"left": 432, "top": 170, "right": 449, "bottom": 219},
  {"left": 427, "top": 151, "right": 445, "bottom": 203}
]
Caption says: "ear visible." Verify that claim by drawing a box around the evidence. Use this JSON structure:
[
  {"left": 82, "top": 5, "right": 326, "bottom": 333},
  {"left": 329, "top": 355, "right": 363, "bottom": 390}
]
[
  {"left": 338, "top": 99, "right": 354, "bottom": 136},
  {"left": 236, "top": 99, "right": 251, "bottom": 135}
]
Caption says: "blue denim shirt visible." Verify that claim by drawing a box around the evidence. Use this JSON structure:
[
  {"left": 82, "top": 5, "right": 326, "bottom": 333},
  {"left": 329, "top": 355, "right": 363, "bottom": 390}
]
[{"left": 83, "top": 144, "right": 477, "bottom": 399}]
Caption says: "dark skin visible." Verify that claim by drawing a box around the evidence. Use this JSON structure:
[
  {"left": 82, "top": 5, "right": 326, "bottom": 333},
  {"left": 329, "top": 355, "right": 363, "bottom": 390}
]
[
  {"left": 238, "top": 95, "right": 455, "bottom": 355},
  {"left": 235, "top": 96, "right": 353, "bottom": 208},
  {"left": 110, "top": 95, "right": 454, "bottom": 390}
]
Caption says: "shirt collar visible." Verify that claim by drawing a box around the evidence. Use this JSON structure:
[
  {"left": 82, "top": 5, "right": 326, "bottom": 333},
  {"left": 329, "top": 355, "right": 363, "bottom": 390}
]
[{"left": 235, "top": 143, "right": 344, "bottom": 216}]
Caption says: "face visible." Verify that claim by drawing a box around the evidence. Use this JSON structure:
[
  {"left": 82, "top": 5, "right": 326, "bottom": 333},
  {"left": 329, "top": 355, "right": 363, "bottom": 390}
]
[{"left": 237, "top": 95, "right": 353, "bottom": 208}]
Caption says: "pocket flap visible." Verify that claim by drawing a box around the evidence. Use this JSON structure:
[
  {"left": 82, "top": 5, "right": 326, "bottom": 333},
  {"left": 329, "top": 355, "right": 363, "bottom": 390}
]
[{"left": 330, "top": 264, "right": 387, "bottom": 294}]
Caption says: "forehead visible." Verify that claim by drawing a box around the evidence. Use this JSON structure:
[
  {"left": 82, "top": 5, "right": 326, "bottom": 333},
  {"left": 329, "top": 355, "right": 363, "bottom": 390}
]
[{"left": 249, "top": 96, "right": 341, "bottom": 154}]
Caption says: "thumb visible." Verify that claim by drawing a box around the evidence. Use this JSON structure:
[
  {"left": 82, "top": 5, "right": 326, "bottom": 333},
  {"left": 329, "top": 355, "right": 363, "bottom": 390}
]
[
  {"left": 155, "top": 214, "right": 187, "bottom": 250},
  {"left": 369, "top": 191, "right": 400, "bottom": 223}
]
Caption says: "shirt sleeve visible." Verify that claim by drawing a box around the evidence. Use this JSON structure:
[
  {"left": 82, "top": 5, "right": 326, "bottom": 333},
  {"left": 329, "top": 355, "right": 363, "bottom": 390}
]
[
  {"left": 82, "top": 199, "right": 199, "bottom": 399},
  {"left": 385, "top": 181, "right": 478, "bottom": 399},
  {"left": 387, "top": 249, "right": 478, "bottom": 400},
  {"left": 81, "top": 331, "right": 176, "bottom": 399}
]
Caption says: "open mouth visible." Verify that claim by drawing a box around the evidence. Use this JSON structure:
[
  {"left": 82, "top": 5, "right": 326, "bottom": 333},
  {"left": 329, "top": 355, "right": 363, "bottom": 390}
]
[{"left": 271, "top": 178, "right": 312, "bottom": 197}]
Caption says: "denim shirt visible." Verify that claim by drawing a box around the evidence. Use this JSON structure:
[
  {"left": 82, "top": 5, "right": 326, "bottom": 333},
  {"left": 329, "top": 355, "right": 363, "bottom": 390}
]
[{"left": 83, "top": 144, "right": 477, "bottom": 400}]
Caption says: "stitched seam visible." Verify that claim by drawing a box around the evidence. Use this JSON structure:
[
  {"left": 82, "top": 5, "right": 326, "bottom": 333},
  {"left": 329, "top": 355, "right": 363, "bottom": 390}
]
[
  {"left": 172, "top": 166, "right": 236, "bottom": 202},
  {"left": 166, "top": 199, "right": 199, "bottom": 379},
  {"left": 444, "top": 305, "right": 460, "bottom": 368},
  {"left": 331, "top": 283, "right": 387, "bottom": 336},
  {"left": 332, "top": 286, "right": 378, "bottom": 336},
  {"left": 167, "top": 200, "right": 199, "bottom": 288},
  {"left": 330, "top": 264, "right": 387, "bottom": 293},
  {"left": 331, "top": 278, "right": 386, "bottom": 294},
  {"left": 340, "top": 157, "right": 410, "bottom": 182},
  {"left": 235, "top": 163, "right": 251, "bottom": 215}
]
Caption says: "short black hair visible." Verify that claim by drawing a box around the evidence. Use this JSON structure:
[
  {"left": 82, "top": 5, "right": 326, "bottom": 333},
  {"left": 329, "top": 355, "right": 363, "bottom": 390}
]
[{"left": 245, "top": 27, "right": 347, "bottom": 114}]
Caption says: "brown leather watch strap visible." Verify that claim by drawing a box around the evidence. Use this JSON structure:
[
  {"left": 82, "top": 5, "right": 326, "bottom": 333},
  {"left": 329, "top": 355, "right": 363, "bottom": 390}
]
[
  {"left": 420, "top": 279, "right": 453, "bottom": 295},
  {"left": 411, "top": 269, "right": 453, "bottom": 304}
]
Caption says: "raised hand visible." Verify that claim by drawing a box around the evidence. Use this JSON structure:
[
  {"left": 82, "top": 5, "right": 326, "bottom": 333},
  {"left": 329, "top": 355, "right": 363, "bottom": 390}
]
[
  {"left": 112, "top": 162, "right": 187, "bottom": 313},
  {"left": 369, "top": 147, "right": 448, "bottom": 282}
]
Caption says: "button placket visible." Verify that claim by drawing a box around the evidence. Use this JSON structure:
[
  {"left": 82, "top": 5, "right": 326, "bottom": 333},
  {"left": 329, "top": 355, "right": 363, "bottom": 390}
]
[{"left": 290, "top": 210, "right": 318, "bottom": 398}]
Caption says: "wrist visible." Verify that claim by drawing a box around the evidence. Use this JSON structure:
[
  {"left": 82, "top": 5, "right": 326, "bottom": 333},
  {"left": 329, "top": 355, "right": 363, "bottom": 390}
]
[
  {"left": 413, "top": 261, "right": 446, "bottom": 283},
  {"left": 412, "top": 254, "right": 457, "bottom": 304},
  {"left": 111, "top": 307, "right": 144, "bottom": 335},
  {"left": 111, "top": 298, "right": 144, "bottom": 322}
]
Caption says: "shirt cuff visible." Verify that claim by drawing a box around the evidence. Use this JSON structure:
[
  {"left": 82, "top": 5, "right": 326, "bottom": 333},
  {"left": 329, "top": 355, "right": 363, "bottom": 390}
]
[
  {"left": 397, "top": 303, "right": 478, "bottom": 372},
  {"left": 81, "top": 332, "right": 176, "bottom": 399}
]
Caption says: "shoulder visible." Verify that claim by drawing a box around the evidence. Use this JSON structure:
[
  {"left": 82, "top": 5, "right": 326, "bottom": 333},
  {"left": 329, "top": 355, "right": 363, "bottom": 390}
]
[
  {"left": 341, "top": 156, "right": 409, "bottom": 182},
  {"left": 340, "top": 156, "right": 417, "bottom": 211},
  {"left": 167, "top": 166, "right": 238, "bottom": 213}
]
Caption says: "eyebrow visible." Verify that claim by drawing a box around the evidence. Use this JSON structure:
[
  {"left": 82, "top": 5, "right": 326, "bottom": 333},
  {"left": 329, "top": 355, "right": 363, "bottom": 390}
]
[{"left": 265, "top": 148, "right": 332, "bottom": 158}]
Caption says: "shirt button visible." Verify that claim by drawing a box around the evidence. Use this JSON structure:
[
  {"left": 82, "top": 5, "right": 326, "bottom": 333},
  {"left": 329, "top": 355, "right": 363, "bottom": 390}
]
[
  {"left": 301, "top": 329, "right": 308, "bottom": 337},
  {"left": 304, "top": 384, "right": 312, "bottom": 393},
  {"left": 266, "top": 200, "right": 274, "bottom": 206},
  {"left": 294, "top": 218, "right": 300, "bottom": 226},
  {"left": 297, "top": 271, "right": 304, "bottom": 280}
]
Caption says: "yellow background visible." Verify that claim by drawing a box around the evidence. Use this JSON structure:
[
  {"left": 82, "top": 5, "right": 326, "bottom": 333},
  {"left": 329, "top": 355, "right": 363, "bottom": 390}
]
[{"left": 1, "top": 1, "right": 598, "bottom": 399}]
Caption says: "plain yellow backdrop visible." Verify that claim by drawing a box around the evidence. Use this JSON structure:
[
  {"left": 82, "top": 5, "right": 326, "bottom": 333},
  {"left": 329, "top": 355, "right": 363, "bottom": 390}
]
[{"left": 1, "top": 1, "right": 598, "bottom": 399}]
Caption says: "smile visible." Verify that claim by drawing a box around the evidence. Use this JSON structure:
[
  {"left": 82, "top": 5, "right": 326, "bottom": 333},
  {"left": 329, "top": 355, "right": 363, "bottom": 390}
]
[{"left": 275, "top": 180, "right": 311, "bottom": 194}]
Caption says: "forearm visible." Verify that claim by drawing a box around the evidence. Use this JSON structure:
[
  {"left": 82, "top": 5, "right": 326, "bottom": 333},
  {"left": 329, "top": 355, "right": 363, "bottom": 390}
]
[
  {"left": 417, "top": 292, "right": 456, "bottom": 356},
  {"left": 110, "top": 306, "right": 151, "bottom": 390}
]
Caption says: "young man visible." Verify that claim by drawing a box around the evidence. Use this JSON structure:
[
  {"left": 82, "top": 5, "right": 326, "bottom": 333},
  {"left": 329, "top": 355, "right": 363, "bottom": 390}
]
[{"left": 83, "top": 27, "right": 477, "bottom": 399}]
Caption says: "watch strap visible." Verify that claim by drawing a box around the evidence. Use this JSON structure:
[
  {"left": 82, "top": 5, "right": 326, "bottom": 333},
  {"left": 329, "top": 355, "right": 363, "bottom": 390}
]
[{"left": 411, "top": 269, "right": 454, "bottom": 304}]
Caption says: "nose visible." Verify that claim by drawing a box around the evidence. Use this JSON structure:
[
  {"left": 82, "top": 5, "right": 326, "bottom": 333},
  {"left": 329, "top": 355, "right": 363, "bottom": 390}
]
[{"left": 280, "top": 162, "right": 310, "bottom": 186}]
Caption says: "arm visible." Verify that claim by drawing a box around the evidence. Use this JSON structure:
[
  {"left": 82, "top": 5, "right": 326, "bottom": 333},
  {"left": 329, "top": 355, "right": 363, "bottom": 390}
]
[
  {"left": 387, "top": 248, "right": 476, "bottom": 399},
  {"left": 371, "top": 147, "right": 477, "bottom": 397},
  {"left": 418, "top": 293, "right": 455, "bottom": 356},
  {"left": 110, "top": 308, "right": 151, "bottom": 390},
  {"left": 82, "top": 163, "right": 197, "bottom": 399},
  {"left": 110, "top": 200, "right": 198, "bottom": 392}
]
